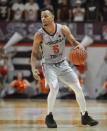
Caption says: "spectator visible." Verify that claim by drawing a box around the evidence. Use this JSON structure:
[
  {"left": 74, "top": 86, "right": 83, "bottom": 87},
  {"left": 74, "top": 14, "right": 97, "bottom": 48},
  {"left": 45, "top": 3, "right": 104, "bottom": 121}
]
[
  {"left": 51, "top": 0, "right": 58, "bottom": 19},
  {"left": 11, "top": 72, "right": 31, "bottom": 93},
  {"left": 86, "top": 0, "right": 101, "bottom": 22},
  {"left": 70, "top": 0, "right": 86, "bottom": 7},
  {"left": 9, "top": 72, "right": 30, "bottom": 97},
  {"left": 6, "top": 47, "right": 17, "bottom": 82},
  {"left": 1, "top": 72, "right": 31, "bottom": 98},
  {"left": 101, "top": 0, "right": 107, "bottom": 21},
  {"left": 57, "top": 0, "right": 72, "bottom": 22},
  {"left": 0, "top": 0, "right": 11, "bottom": 21},
  {"left": 36, "top": 0, "right": 44, "bottom": 9},
  {"left": 0, "top": 47, "right": 16, "bottom": 83},
  {"left": 0, "top": 47, "right": 8, "bottom": 90},
  {"left": 24, "top": 0, "right": 40, "bottom": 22},
  {"left": 43, "top": 0, "right": 53, "bottom": 10},
  {"left": 72, "top": 0, "right": 86, "bottom": 22},
  {"left": 11, "top": 0, "right": 25, "bottom": 21}
]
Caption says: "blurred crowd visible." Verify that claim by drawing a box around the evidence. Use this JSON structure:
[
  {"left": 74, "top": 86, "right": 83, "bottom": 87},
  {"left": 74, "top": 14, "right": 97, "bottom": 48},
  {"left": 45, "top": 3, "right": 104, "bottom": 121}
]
[
  {"left": 0, "top": 0, "right": 107, "bottom": 22},
  {"left": 0, "top": 47, "right": 49, "bottom": 99}
]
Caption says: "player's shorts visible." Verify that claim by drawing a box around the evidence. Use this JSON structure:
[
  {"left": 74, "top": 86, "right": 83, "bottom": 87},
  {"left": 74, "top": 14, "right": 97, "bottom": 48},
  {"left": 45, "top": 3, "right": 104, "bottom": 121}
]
[{"left": 42, "top": 60, "right": 79, "bottom": 88}]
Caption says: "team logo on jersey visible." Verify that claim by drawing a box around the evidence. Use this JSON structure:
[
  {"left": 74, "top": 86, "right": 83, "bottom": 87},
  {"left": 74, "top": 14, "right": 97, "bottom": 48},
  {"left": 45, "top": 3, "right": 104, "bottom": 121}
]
[{"left": 46, "top": 38, "right": 64, "bottom": 45}]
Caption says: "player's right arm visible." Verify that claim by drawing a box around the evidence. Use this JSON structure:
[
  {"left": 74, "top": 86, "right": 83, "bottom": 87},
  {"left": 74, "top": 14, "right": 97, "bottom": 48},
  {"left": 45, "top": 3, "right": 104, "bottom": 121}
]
[{"left": 31, "top": 32, "right": 43, "bottom": 80}]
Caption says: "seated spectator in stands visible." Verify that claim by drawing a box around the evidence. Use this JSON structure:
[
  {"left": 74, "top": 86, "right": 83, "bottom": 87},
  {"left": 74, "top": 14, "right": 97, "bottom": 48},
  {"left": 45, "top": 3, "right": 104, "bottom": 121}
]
[
  {"left": 1, "top": 72, "right": 31, "bottom": 98},
  {"left": 36, "top": 0, "right": 44, "bottom": 9},
  {"left": 70, "top": 0, "right": 87, "bottom": 7},
  {"left": 6, "top": 47, "right": 17, "bottom": 83},
  {"left": 0, "top": 0, "right": 11, "bottom": 21},
  {"left": 0, "top": 47, "right": 8, "bottom": 91},
  {"left": 86, "top": 0, "right": 101, "bottom": 22},
  {"left": 0, "top": 47, "right": 9, "bottom": 98},
  {"left": 101, "top": 0, "right": 107, "bottom": 21},
  {"left": 0, "top": 47, "right": 7, "bottom": 60},
  {"left": 11, "top": 0, "right": 25, "bottom": 21},
  {"left": 10, "top": 72, "right": 30, "bottom": 94},
  {"left": 0, "top": 64, "right": 8, "bottom": 89},
  {"left": 51, "top": 0, "right": 58, "bottom": 20},
  {"left": 1, "top": 69, "right": 39, "bottom": 98},
  {"left": 0, "top": 47, "right": 16, "bottom": 83},
  {"left": 42, "top": 0, "right": 53, "bottom": 10},
  {"left": 72, "top": 0, "right": 86, "bottom": 22},
  {"left": 24, "top": 0, "right": 40, "bottom": 22},
  {"left": 57, "top": 0, "right": 72, "bottom": 22}
]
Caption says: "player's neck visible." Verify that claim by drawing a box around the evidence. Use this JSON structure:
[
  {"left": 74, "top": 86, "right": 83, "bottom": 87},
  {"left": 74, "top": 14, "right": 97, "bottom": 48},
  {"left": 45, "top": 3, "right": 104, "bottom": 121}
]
[{"left": 43, "top": 22, "right": 56, "bottom": 35}]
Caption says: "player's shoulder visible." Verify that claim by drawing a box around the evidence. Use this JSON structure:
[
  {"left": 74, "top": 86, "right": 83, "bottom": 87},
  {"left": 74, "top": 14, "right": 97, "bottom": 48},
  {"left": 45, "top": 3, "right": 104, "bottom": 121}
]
[
  {"left": 37, "top": 27, "right": 43, "bottom": 33},
  {"left": 61, "top": 24, "right": 69, "bottom": 30},
  {"left": 60, "top": 24, "right": 70, "bottom": 34},
  {"left": 56, "top": 23, "right": 68, "bottom": 32},
  {"left": 34, "top": 28, "right": 43, "bottom": 39},
  {"left": 36, "top": 28, "right": 43, "bottom": 36},
  {"left": 56, "top": 23, "right": 65, "bottom": 29}
]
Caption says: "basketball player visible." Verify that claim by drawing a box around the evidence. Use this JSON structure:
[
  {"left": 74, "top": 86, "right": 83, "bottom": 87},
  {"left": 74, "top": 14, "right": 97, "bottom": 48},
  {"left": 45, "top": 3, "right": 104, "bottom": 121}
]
[{"left": 31, "top": 9, "right": 98, "bottom": 128}]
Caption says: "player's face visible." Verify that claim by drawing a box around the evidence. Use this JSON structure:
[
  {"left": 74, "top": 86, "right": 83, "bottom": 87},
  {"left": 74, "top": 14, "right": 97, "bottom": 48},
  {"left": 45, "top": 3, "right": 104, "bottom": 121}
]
[{"left": 41, "top": 10, "right": 54, "bottom": 26}]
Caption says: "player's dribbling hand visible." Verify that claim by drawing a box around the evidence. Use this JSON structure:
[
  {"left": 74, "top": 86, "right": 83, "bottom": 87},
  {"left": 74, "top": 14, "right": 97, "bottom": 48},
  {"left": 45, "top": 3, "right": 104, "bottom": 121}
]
[
  {"left": 32, "top": 68, "right": 40, "bottom": 80},
  {"left": 74, "top": 44, "right": 84, "bottom": 50}
]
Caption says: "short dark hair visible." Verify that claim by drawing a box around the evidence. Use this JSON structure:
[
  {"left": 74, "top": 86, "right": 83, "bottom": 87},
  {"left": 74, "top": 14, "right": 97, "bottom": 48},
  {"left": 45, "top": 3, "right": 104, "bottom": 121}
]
[{"left": 40, "top": 8, "right": 55, "bottom": 16}]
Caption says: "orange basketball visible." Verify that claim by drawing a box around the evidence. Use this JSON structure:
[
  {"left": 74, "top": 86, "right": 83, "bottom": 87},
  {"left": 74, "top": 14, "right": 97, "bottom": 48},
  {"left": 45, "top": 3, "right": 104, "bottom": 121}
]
[{"left": 69, "top": 48, "right": 87, "bottom": 65}]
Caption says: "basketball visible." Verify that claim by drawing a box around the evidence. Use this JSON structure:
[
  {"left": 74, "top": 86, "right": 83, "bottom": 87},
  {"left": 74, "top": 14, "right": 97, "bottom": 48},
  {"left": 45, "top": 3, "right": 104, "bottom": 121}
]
[{"left": 69, "top": 48, "right": 87, "bottom": 65}]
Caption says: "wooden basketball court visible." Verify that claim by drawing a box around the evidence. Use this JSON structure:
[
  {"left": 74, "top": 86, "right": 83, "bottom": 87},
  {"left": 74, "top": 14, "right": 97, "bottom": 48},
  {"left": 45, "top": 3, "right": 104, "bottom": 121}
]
[{"left": 0, "top": 99, "right": 107, "bottom": 131}]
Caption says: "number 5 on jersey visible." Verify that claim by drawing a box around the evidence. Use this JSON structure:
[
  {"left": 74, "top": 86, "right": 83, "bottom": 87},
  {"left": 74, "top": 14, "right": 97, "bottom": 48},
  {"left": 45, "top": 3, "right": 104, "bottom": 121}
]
[{"left": 52, "top": 45, "right": 60, "bottom": 54}]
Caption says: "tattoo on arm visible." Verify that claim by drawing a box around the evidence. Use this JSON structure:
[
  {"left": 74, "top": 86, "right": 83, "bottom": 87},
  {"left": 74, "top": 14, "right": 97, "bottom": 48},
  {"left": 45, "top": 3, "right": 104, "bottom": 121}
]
[
  {"left": 62, "top": 25, "right": 80, "bottom": 47},
  {"left": 73, "top": 40, "right": 80, "bottom": 46}
]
